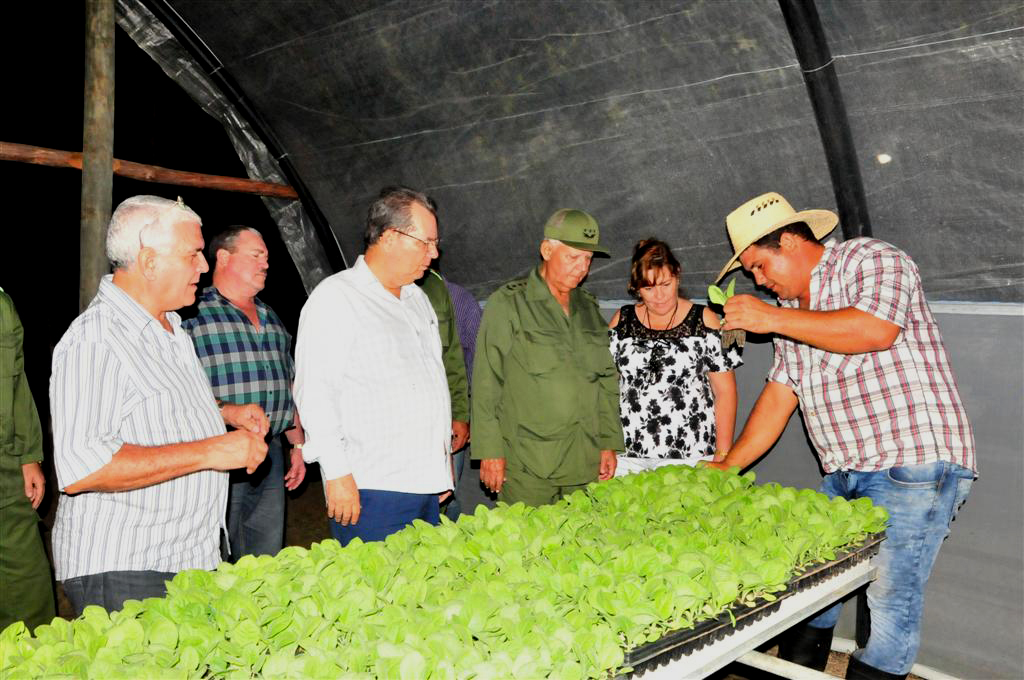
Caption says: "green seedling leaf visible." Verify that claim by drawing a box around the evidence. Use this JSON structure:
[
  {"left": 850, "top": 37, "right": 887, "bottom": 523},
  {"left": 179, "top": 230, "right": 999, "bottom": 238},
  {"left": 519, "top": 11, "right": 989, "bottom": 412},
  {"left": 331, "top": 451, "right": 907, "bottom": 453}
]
[{"left": 707, "top": 285, "right": 727, "bottom": 305}]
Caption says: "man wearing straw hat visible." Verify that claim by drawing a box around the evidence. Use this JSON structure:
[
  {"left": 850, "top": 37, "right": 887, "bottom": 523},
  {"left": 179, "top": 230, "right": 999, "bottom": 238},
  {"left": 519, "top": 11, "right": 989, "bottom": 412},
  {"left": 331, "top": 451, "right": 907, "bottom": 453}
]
[{"left": 709, "top": 192, "right": 976, "bottom": 680}]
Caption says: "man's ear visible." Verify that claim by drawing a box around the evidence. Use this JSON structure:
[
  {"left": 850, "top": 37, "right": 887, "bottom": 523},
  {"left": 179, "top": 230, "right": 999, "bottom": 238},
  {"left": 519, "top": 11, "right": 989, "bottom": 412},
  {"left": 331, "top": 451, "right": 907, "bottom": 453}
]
[
  {"left": 215, "top": 248, "right": 230, "bottom": 268},
  {"left": 379, "top": 229, "right": 397, "bottom": 251},
  {"left": 539, "top": 240, "right": 552, "bottom": 261},
  {"left": 779, "top": 231, "right": 799, "bottom": 252},
  {"left": 138, "top": 247, "right": 159, "bottom": 280}
]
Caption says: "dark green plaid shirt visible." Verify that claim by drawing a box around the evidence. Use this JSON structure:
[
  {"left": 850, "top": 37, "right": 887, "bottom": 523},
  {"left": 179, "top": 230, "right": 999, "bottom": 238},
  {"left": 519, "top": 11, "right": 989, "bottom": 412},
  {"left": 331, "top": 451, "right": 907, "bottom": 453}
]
[{"left": 183, "top": 287, "right": 296, "bottom": 436}]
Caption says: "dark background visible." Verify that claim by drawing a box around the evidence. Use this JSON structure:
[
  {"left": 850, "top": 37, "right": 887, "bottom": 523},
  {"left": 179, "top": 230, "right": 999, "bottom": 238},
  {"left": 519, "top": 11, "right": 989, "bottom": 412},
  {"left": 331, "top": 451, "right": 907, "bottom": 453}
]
[
  {"left": 166, "top": 0, "right": 1024, "bottom": 304},
  {"left": 4, "top": 5, "right": 310, "bottom": 497}
]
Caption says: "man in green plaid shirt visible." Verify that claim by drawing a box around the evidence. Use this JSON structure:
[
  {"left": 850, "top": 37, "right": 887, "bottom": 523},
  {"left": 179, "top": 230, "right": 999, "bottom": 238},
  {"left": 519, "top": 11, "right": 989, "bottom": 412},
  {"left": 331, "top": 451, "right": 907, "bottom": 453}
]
[{"left": 184, "top": 227, "right": 305, "bottom": 560}]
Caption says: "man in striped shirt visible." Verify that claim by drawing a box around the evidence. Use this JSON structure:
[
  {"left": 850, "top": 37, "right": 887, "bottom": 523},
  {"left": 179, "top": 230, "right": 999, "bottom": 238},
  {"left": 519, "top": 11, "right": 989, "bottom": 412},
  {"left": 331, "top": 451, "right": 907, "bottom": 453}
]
[
  {"left": 51, "top": 196, "right": 270, "bottom": 615},
  {"left": 711, "top": 192, "right": 976, "bottom": 679},
  {"left": 184, "top": 226, "right": 306, "bottom": 561}
]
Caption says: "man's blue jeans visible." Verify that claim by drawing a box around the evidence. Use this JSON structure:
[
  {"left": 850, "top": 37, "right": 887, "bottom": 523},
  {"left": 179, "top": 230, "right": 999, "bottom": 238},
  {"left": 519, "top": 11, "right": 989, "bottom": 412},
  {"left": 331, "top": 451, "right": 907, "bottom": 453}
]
[
  {"left": 224, "top": 436, "right": 285, "bottom": 561},
  {"left": 329, "top": 489, "right": 439, "bottom": 546},
  {"left": 808, "top": 461, "right": 974, "bottom": 674}
]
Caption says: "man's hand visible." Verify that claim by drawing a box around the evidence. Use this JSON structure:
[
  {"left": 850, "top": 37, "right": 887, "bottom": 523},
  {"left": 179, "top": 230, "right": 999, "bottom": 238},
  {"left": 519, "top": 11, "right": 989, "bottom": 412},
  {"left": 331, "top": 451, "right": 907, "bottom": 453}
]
[
  {"left": 598, "top": 450, "right": 617, "bottom": 481},
  {"left": 451, "top": 420, "right": 470, "bottom": 452},
  {"left": 284, "top": 448, "right": 306, "bottom": 491},
  {"left": 221, "top": 403, "right": 270, "bottom": 436},
  {"left": 206, "top": 430, "right": 268, "bottom": 474},
  {"left": 722, "top": 294, "right": 779, "bottom": 334},
  {"left": 480, "top": 458, "right": 506, "bottom": 493},
  {"left": 21, "top": 462, "right": 45, "bottom": 510},
  {"left": 326, "top": 474, "right": 360, "bottom": 526}
]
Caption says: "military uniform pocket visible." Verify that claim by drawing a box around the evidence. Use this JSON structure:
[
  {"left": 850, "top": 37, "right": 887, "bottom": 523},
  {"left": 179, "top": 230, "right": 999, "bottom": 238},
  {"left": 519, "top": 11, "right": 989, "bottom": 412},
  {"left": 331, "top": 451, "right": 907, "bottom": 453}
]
[
  {"left": 513, "top": 425, "right": 572, "bottom": 479},
  {"left": 0, "top": 334, "right": 20, "bottom": 449},
  {"left": 521, "top": 329, "right": 564, "bottom": 375}
]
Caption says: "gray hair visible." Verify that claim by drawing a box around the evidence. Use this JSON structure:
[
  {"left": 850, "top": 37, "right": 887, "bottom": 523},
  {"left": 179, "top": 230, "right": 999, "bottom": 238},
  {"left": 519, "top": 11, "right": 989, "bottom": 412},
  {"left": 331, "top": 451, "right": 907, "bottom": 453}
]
[
  {"left": 364, "top": 186, "right": 437, "bottom": 246},
  {"left": 106, "top": 195, "right": 202, "bottom": 269}
]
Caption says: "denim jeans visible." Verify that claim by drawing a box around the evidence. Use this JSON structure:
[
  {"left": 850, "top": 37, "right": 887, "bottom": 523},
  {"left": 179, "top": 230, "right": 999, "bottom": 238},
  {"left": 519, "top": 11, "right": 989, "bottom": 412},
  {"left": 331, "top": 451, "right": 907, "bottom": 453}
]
[
  {"left": 808, "top": 461, "right": 974, "bottom": 674},
  {"left": 63, "top": 570, "right": 175, "bottom": 617},
  {"left": 224, "top": 436, "right": 285, "bottom": 561},
  {"left": 329, "top": 489, "right": 439, "bottom": 546}
]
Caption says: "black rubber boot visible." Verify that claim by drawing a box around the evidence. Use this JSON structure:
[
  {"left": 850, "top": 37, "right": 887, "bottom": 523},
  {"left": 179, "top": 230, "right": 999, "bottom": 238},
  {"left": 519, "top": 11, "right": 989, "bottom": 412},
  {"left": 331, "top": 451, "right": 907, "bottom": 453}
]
[
  {"left": 845, "top": 655, "right": 908, "bottom": 680},
  {"left": 777, "top": 623, "right": 834, "bottom": 671}
]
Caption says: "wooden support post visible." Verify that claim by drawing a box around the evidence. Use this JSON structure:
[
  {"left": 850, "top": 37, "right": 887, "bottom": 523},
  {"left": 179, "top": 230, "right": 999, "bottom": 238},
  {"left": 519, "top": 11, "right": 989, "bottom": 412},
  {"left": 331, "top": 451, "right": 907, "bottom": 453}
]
[{"left": 80, "top": 0, "right": 115, "bottom": 312}]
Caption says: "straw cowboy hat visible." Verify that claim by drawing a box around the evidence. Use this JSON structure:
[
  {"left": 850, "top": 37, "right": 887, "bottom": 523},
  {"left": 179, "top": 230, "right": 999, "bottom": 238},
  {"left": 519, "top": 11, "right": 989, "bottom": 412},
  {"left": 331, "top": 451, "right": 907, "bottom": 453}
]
[{"left": 716, "top": 192, "right": 838, "bottom": 281}]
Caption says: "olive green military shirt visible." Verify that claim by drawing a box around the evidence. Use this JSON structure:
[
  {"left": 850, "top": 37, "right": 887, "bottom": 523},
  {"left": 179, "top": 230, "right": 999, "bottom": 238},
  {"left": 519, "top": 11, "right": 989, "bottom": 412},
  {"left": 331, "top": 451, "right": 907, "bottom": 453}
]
[
  {"left": 472, "top": 266, "right": 624, "bottom": 484},
  {"left": 0, "top": 291, "right": 44, "bottom": 508},
  {"left": 417, "top": 269, "right": 470, "bottom": 422}
]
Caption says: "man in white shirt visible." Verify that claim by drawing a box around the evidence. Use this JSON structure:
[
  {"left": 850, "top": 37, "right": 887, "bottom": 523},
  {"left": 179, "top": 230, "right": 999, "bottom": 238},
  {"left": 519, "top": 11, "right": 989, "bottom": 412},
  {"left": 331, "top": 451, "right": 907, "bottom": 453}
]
[
  {"left": 51, "top": 195, "right": 269, "bottom": 615},
  {"left": 294, "top": 186, "right": 453, "bottom": 544}
]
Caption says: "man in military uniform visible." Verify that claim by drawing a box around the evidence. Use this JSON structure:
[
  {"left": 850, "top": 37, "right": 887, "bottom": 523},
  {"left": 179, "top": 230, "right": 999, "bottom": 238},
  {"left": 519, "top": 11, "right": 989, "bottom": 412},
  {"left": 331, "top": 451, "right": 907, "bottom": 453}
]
[
  {"left": 472, "top": 209, "right": 623, "bottom": 506},
  {"left": 0, "top": 289, "right": 55, "bottom": 630},
  {"left": 417, "top": 270, "right": 470, "bottom": 467}
]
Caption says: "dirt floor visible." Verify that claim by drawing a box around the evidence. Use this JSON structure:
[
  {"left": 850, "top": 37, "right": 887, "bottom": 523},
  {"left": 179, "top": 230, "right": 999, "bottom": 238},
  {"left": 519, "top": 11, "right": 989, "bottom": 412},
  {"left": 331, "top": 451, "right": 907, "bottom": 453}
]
[{"left": 39, "top": 459, "right": 916, "bottom": 679}]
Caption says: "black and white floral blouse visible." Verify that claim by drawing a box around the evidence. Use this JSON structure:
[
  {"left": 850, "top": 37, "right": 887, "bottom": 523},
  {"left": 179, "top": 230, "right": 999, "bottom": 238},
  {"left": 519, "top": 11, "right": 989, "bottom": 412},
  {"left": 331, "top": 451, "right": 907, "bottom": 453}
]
[{"left": 609, "top": 303, "right": 743, "bottom": 462}]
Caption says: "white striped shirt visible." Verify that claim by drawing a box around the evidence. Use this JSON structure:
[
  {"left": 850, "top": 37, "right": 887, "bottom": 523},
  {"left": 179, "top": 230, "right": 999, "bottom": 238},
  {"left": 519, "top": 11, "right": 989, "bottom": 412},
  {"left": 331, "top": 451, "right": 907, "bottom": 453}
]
[
  {"left": 294, "top": 256, "right": 452, "bottom": 493},
  {"left": 50, "top": 276, "right": 227, "bottom": 581}
]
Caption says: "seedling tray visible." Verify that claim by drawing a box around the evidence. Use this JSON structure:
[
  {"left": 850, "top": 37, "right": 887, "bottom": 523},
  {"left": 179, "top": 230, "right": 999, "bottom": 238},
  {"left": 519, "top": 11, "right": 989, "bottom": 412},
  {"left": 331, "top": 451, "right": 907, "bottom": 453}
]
[{"left": 620, "top": 532, "right": 885, "bottom": 676}]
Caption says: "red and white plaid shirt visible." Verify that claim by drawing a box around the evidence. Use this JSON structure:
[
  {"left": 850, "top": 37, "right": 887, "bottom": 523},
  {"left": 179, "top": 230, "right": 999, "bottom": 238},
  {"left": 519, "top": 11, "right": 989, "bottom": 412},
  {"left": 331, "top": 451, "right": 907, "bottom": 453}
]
[{"left": 769, "top": 238, "right": 976, "bottom": 474}]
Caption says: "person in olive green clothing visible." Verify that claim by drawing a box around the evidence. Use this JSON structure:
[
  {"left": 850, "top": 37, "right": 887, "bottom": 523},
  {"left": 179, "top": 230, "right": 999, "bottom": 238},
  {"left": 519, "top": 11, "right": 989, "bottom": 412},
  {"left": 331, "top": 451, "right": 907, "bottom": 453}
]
[
  {"left": 0, "top": 290, "right": 56, "bottom": 630},
  {"left": 472, "top": 209, "right": 624, "bottom": 506},
  {"left": 417, "top": 269, "right": 470, "bottom": 456}
]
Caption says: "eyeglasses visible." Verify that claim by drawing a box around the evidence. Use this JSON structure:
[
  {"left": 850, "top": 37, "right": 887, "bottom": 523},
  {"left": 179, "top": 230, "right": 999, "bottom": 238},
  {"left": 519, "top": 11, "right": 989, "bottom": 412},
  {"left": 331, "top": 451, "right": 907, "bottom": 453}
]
[{"left": 390, "top": 228, "right": 441, "bottom": 250}]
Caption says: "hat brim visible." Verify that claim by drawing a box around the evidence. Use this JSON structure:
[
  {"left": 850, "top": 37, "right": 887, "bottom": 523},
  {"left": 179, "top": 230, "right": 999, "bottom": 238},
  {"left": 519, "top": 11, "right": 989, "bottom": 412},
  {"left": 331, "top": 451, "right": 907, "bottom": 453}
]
[
  {"left": 561, "top": 239, "right": 610, "bottom": 257},
  {"left": 715, "top": 209, "right": 838, "bottom": 281}
]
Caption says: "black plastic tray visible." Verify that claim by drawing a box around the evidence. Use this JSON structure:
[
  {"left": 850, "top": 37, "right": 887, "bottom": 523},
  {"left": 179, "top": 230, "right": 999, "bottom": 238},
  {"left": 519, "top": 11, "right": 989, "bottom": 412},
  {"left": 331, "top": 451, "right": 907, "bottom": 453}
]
[{"left": 620, "top": 532, "right": 885, "bottom": 677}]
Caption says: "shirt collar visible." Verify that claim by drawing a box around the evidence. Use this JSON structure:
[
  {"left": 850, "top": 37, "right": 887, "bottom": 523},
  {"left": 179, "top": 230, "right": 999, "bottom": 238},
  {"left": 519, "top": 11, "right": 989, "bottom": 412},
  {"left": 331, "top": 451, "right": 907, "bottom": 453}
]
[
  {"left": 352, "top": 255, "right": 420, "bottom": 302},
  {"left": 200, "top": 285, "right": 266, "bottom": 313},
  {"left": 96, "top": 275, "right": 179, "bottom": 337},
  {"left": 804, "top": 238, "right": 839, "bottom": 310},
  {"left": 526, "top": 264, "right": 584, "bottom": 306},
  {"left": 526, "top": 265, "right": 553, "bottom": 300}
]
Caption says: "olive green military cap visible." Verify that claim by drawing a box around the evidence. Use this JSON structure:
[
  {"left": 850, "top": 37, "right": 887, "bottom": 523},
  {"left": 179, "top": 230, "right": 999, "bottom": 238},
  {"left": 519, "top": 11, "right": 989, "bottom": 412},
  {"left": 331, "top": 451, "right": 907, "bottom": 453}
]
[{"left": 543, "top": 209, "right": 610, "bottom": 256}]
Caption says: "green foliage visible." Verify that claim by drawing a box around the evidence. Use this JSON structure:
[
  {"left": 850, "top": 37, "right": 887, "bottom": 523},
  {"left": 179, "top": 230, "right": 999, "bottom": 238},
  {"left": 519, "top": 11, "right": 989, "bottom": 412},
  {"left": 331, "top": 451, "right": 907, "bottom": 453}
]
[
  {"left": 1, "top": 466, "right": 887, "bottom": 678},
  {"left": 707, "top": 278, "right": 736, "bottom": 306}
]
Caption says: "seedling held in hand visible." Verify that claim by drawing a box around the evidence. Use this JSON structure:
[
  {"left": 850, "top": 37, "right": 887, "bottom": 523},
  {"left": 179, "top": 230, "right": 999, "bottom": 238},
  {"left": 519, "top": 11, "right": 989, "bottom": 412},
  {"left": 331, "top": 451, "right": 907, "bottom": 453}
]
[{"left": 707, "top": 278, "right": 745, "bottom": 349}]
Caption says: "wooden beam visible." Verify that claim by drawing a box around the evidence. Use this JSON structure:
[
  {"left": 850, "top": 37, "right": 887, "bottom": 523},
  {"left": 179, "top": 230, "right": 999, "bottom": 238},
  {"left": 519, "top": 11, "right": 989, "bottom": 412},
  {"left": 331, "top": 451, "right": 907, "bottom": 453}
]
[
  {"left": 81, "top": 0, "right": 115, "bottom": 311},
  {"left": 0, "top": 141, "right": 300, "bottom": 200}
]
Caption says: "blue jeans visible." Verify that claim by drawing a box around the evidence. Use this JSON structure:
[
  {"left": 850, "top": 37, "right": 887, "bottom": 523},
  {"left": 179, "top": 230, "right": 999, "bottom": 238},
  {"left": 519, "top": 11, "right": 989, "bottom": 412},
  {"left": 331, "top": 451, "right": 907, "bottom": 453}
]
[
  {"left": 63, "top": 570, "right": 174, "bottom": 617},
  {"left": 329, "top": 489, "right": 439, "bottom": 546},
  {"left": 224, "top": 436, "right": 285, "bottom": 561},
  {"left": 809, "top": 461, "right": 974, "bottom": 674}
]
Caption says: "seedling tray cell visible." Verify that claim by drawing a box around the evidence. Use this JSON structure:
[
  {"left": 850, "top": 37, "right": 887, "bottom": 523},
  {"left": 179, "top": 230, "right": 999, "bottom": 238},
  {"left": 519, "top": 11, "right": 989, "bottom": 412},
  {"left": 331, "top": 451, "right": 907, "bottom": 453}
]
[{"left": 621, "top": 532, "right": 885, "bottom": 676}]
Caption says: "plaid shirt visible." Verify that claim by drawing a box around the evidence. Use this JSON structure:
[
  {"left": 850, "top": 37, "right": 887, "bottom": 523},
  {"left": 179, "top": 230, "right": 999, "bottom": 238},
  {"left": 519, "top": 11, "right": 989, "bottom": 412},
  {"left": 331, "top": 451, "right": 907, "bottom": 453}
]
[
  {"left": 184, "top": 287, "right": 296, "bottom": 436},
  {"left": 769, "top": 238, "right": 976, "bottom": 474}
]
